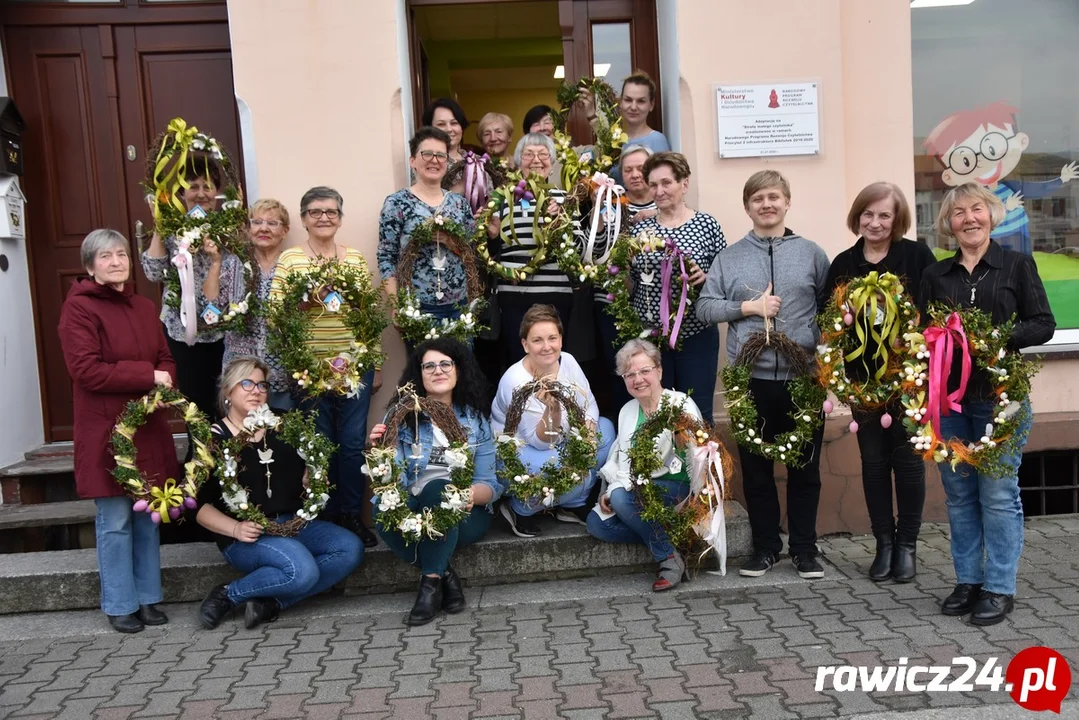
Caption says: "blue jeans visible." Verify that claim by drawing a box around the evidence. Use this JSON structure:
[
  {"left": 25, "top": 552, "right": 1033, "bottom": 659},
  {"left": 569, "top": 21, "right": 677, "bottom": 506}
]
[
  {"left": 376, "top": 479, "right": 493, "bottom": 575},
  {"left": 297, "top": 370, "right": 374, "bottom": 515},
  {"left": 509, "top": 417, "right": 616, "bottom": 516},
  {"left": 404, "top": 303, "right": 471, "bottom": 354},
  {"left": 586, "top": 480, "right": 688, "bottom": 561},
  {"left": 95, "top": 497, "right": 162, "bottom": 616},
  {"left": 660, "top": 325, "right": 719, "bottom": 423},
  {"left": 938, "top": 400, "right": 1032, "bottom": 595},
  {"left": 222, "top": 517, "right": 364, "bottom": 608}
]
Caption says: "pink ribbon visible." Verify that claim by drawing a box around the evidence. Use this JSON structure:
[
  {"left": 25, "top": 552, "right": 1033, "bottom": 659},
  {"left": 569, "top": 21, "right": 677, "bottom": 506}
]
[
  {"left": 171, "top": 238, "right": 197, "bottom": 346},
  {"left": 681, "top": 439, "right": 727, "bottom": 576},
  {"left": 585, "top": 171, "right": 622, "bottom": 264},
  {"left": 659, "top": 242, "right": 689, "bottom": 348},
  {"left": 463, "top": 151, "right": 490, "bottom": 215},
  {"left": 924, "top": 312, "right": 972, "bottom": 435}
]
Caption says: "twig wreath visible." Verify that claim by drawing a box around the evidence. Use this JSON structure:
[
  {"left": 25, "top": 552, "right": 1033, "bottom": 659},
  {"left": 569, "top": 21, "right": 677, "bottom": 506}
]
[
  {"left": 365, "top": 386, "right": 473, "bottom": 544},
  {"left": 552, "top": 77, "right": 629, "bottom": 191},
  {"left": 394, "top": 214, "right": 487, "bottom": 343},
  {"left": 600, "top": 230, "right": 700, "bottom": 349},
  {"left": 110, "top": 386, "right": 214, "bottom": 524},
  {"left": 496, "top": 378, "right": 599, "bottom": 505},
  {"left": 817, "top": 271, "right": 920, "bottom": 420},
  {"left": 721, "top": 331, "right": 827, "bottom": 468},
  {"left": 627, "top": 394, "right": 734, "bottom": 568},
  {"left": 145, "top": 117, "right": 257, "bottom": 336},
  {"left": 213, "top": 406, "right": 336, "bottom": 536},
  {"left": 443, "top": 150, "right": 508, "bottom": 213},
  {"left": 267, "top": 256, "right": 388, "bottom": 398},
  {"left": 902, "top": 306, "right": 1039, "bottom": 475}
]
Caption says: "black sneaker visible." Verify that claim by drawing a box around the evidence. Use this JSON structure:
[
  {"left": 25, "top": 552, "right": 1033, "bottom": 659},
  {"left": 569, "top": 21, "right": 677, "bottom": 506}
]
[
  {"left": 500, "top": 503, "right": 541, "bottom": 538},
  {"left": 739, "top": 550, "right": 777, "bottom": 577},
  {"left": 792, "top": 554, "right": 825, "bottom": 579},
  {"left": 554, "top": 506, "right": 591, "bottom": 525}
]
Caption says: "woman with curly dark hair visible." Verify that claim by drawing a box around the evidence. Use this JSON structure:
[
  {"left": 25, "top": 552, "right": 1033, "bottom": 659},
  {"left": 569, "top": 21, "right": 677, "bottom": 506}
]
[{"left": 368, "top": 338, "right": 502, "bottom": 625}]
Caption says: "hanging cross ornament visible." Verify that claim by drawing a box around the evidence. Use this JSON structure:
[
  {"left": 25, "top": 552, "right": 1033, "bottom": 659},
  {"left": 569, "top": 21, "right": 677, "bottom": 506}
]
[{"left": 257, "top": 446, "right": 275, "bottom": 498}]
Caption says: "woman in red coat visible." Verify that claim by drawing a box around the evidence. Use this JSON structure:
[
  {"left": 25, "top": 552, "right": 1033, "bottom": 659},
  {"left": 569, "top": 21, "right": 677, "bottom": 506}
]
[{"left": 59, "top": 229, "right": 179, "bottom": 634}]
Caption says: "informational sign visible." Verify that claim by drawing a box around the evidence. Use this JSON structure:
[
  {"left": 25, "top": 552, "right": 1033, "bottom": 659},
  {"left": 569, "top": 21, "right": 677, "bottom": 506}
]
[{"left": 716, "top": 82, "right": 820, "bottom": 158}]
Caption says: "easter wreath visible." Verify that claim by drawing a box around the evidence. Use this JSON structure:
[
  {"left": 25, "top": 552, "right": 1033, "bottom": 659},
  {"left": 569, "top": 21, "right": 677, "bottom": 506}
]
[
  {"left": 110, "top": 386, "right": 214, "bottom": 524},
  {"left": 213, "top": 405, "right": 336, "bottom": 536},
  {"left": 721, "top": 331, "right": 827, "bottom": 468},
  {"left": 394, "top": 213, "right": 487, "bottom": 344},
  {"left": 365, "top": 387, "right": 473, "bottom": 544},
  {"left": 552, "top": 77, "right": 629, "bottom": 191},
  {"left": 902, "top": 306, "right": 1039, "bottom": 475},
  {"left": 496, "top": 378, "right": 599, "bottom": 506},
  {"left": 267, "top": 257, "right": 388, "bottom": 398}
]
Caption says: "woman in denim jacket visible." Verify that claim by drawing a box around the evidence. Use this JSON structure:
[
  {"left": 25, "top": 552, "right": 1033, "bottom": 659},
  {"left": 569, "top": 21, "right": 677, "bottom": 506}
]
[{"left": 369, "top": 338, "right": 503, "bottom": 625}]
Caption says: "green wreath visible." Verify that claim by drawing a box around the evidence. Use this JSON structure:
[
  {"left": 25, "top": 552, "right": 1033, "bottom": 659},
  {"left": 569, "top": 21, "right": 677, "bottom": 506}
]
[
  {"left": 496, "top": 378, "right": 599, "bottom": 504},
  {"left": 110, "top": 385, "right": 214, "bottom": 524},
  {"left": 267, "top": 257, "right": 388, "bottom": 397},
  {"left": 721, "top": 332, "right": 827, "bottom": 468},
  {"left": 213, "top": 406, "right": 336, "bottom": 536},
  {"left": 366, "top": 389, "right": 473, "bottom": 544},
  {"left": 552, "top": 77, "right": 629, "bottom": 190}
]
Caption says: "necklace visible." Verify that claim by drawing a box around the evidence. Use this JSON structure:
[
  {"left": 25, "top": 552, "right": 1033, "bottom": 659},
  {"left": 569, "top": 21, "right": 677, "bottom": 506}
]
[
  {"left": 962, "top": 268, "right": 991, "bottom": 305},
  {"left": 224, "top": 414, "right": 276, "bottom": 499},
  {"left": 306, "top": 239, "right": 338, "bottom": 260}
]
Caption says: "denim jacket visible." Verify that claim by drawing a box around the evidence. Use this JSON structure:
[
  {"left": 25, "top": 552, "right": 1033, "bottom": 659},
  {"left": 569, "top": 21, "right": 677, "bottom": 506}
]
[{"left": 394, "top": 405, "right": 504, "bottom": 511}]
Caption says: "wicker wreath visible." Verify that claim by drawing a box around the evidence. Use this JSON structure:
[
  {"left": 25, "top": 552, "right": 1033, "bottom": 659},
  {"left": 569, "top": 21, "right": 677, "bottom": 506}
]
[
  {"left": 496, "top": 378, "right": 599, "bottom": 504},
  {"left": 394, "top": 214, "right": 487, "bottom": 343},
  {"left": 366, "top": 388, "right": 473, "bottom": 544},
  {"left": 721, "top": 331, "right": 827, "bottom": 468},
  {"left": 552, "top": 77, "right": 628, "bottom": 191},
  {"left": 110, "top": 386, "right": 214, "bottom": 524}
]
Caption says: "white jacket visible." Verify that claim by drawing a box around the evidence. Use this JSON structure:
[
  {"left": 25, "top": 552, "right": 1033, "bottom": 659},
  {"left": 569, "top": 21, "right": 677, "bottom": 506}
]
[{"left": 490, "top": 352, "right": 599, "bottom": 450}]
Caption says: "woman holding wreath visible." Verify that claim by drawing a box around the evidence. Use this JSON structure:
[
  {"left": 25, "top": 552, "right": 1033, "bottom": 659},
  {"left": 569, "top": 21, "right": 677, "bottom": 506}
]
[
  {"left": 196, "top": 357, "right": 364, "bottom": 631},
  {"left": 270, "top": 186, "right": 382, "bottom": 548},
  {"left": 367, "top": 338, "right": 502, "bottom": 626},
  {"left": 919, "top": 182, "right": 1054, "bottom": 625},
  {"left": 491, "top": 304, "right": 616, "bottom": 537},
  {"left": 378, "top": 127, "right": 477, "bottom": 351},
  {"left": 60, "top": 229, "right": 178, "bottom": 634},
  {"left": 587, "top": 339, "right": 701, "bottom": 591}
]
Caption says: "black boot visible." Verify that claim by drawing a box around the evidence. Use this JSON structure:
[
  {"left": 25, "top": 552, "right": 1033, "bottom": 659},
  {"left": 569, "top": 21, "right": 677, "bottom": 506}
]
[
  {"left": 107, "top": 613, "right": 144, "bottom": 634},
  {"left": 406, "top": 575, "right": 443, "bottom": 626},
  {"left": 244, "top": 598, "right": 280, "bottom": 630},
  {"left": 869, "top": 533, "right": 894, "bottom": 582},
  {"left": 136, "top": 604, "right": 168, "bottom": 626},
  {"left": 442, "top": 567, "right": 466, "bottom": 614},
  {"left": 198, "top": 583, "right": 236, "bottom": 630},
  {"left": 891, "top": 536, "right": 917, "bottom": 583}
]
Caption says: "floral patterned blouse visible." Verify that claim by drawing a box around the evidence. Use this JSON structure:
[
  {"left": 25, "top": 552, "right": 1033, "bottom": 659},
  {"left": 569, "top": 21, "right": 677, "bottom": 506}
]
[
  {"left": 377, "top": 189, "right": 475, "bottom": 306},
  {"left": 216, "top": 254, "right": 288, "bottom": 392},
  {"left": 141, "top": 237, "right": 224, "bottom": 344}
]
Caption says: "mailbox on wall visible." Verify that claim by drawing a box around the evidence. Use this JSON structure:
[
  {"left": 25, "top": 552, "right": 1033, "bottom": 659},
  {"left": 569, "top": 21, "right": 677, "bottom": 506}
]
[{"left": 0, "top": 98, "right": 26, "bottom": 177}]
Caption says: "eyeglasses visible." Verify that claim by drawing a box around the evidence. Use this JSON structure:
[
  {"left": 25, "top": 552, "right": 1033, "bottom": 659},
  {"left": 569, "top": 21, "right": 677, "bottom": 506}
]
[
  {"left": 421, "top": 360, "right": 455, "bottom": 375},
  {"left": 250, "top": 219, "right": 282, "bottom": 228},
  {"left": 305, "top": 208, "right": 340, "bottom": 219},
  {"left": 621, "top": 365, "right": 656, "bottom": 382},
  {"left": 417, "top": 150, "right": 450, "bottom": 163},
  {"left": 521, "top": 150, "right": 551, "bottom": 161},
  {"left": 238, "top": 379, "right": 270, "bottom": 393},
  {"left": 946, "top": 132, "right": 1015, "bottom": 176}
]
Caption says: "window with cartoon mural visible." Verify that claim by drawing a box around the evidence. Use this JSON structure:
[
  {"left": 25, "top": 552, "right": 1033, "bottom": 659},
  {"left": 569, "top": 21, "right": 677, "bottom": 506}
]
[{"left": 913, "top": 0, "right": 1079, "bottom": 331}]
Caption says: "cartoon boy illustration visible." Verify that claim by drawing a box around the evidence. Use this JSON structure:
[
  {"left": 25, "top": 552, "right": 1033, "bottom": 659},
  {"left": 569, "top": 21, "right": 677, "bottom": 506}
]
[{"left": 923, "top": 101, "right": 1078, "bottom": 254}]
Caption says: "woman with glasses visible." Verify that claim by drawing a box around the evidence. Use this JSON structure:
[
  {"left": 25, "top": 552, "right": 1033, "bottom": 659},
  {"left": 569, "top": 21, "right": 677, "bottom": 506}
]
[
  {"left": 203, "top": 199, "right": 293, "bottom": 410},
  {"left": 379, "top": 127, "right": 476, "bottom": 351},
  {"left": 587, "top": 339, "right": 701, "bottom": 592},
  {"left": 368, "top": 338, "right": 502, "bottom": 625},
  {"left": 270, "top": 186, "right": 382, "bottom": 549},
  {"left": 196, "top": 357, "right": 364, "bottom": 631}
]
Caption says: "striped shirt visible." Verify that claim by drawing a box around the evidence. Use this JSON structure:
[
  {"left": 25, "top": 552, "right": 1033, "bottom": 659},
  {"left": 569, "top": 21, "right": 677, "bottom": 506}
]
[
  {"left": 269, "top": 247, "right": 382, "bottom": 368},
  {"left": 495, "top": 189, "right": 584, "bottom": 298}
]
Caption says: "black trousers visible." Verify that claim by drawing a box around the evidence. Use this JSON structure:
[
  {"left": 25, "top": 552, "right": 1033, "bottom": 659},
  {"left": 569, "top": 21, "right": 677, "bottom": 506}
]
[
  {"left": 166, "top": 335, "right": 224, "bottom": 417},
  {"left": 854, "top": 405, "right": 926, "bottom": 540},
  {"left": 736, "top": 377, "right": 825, "bottom": 557}
]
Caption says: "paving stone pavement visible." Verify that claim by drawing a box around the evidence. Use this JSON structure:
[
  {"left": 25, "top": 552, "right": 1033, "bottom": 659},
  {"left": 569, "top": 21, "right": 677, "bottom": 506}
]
[{"left": 1, "top": 516, "right": 1078, "bottom": 719}]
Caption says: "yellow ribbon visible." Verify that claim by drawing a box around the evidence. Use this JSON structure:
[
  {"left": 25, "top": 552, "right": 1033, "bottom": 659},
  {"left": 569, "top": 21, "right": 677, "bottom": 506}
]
[
  {"left": 152, "top": 118, "right": 200, "bottom": 220},
  {"left": 844, "top": 271, "right": 902, "bottom": 381},
  {"left": 147, "top": 478, "right": 185, "bottom": 524}
]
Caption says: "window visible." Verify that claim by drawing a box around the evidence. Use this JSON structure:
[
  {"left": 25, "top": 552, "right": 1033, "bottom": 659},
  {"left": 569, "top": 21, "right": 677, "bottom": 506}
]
[{"left": 912, "top": 0, "right": 1079, "bottom": 332}]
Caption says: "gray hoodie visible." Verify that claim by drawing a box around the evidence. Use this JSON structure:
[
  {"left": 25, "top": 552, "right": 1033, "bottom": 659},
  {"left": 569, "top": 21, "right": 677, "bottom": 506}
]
[{"left": 696, "top": 229, "right": 829, "bottom": 380}]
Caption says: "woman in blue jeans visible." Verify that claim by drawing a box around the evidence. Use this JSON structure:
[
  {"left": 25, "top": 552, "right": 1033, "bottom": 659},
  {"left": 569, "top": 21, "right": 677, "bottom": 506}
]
[
  {"left": 369, "top": 338, "right": 504, "bottom": 625},
  {"left": 587, "top": 339, "right": 701, "bottom": 592},
  {"left": 196, "top": 357, "right": 364, "bottom": 630},
  {"left": 919, "top": 182, "right": 1055, "bottom": 626}
]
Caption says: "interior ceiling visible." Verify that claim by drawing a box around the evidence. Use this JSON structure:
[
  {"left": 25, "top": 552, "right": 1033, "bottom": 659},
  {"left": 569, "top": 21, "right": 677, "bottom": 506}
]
[
  {"left": 413, "top": 1, "right": 561, "bottom": 42},
  {"left": 450, "top": 66, "right": 560, "bottom": 91}
]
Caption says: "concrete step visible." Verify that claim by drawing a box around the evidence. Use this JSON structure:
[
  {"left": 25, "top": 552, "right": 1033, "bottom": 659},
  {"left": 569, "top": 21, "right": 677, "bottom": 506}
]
[{"left": 0, "top": 501, "right": 752, "bottom": 614}]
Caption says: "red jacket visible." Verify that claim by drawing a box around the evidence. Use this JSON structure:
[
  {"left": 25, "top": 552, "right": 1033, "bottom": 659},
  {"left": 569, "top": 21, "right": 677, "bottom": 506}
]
[{"left": 58, "top": 279, "right": 179, "bottom": 499}]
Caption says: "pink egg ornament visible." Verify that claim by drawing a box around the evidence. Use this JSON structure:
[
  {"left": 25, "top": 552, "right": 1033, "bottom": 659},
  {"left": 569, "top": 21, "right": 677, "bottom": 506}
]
[
  {"left": 843, "top": 313, "right": 854, "bottom": 326},
  {"left": 132, "top": 499, "right": 149, "bottom": 513},
  {"left": 150, "top": 511, "right": 162, "bottom": 525},
  {"left": 822, "top": 400, "right": 834, "bottom": 414},
  {"left": 880, "top": 413, "right": 893, "bottom": 429},
  {"left": 849, "top": 420, "right": 860, "bottom": 434}
]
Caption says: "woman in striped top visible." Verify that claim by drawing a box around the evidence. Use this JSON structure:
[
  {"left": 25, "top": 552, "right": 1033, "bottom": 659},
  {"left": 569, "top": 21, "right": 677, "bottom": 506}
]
[{"left": 269, "top": 186, "right": 382, "bottom": 549}]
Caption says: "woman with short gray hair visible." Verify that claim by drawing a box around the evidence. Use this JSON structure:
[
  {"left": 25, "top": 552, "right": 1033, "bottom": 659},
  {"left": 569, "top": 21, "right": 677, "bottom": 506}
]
[{"left": 60, "top": 229, "right": 178, "bottom": 633}]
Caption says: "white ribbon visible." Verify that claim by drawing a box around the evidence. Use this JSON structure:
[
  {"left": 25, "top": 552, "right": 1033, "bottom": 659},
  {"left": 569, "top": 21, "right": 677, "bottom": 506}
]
[
  {"left": 585, "top": 172, "right": 623, "bottom": 265},
  {"left": 171, "top": 237, "right": 198, "bottom": 346},
  {"left": 686, "top": 440, "right": 727, "bottom": 576}
]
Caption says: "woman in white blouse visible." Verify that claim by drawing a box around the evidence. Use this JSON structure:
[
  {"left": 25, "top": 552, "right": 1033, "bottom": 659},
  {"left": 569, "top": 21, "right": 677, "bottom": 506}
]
[{"left": 491, "top": 304, "right": 615, "bottom": 538}]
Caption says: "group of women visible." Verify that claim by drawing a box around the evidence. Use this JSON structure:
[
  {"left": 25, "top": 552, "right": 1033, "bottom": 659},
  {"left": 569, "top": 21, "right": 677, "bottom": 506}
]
[{"left": 59, "top": 69, "right": 1054, "bottom": 633}]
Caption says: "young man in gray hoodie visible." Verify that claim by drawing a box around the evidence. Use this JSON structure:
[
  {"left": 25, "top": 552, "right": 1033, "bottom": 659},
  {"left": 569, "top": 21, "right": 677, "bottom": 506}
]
[{"left": 696, "top": 170, "right": 830, "bottom": 579}]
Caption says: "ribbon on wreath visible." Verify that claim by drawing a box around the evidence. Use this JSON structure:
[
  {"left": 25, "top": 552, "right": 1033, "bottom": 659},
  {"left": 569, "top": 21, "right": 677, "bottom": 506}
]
[
  {"left": 143, "top": 478, "right": 186, "bottom": 525},
  {"left": 683, "top": 440, "right": 727, "bottom": 576},
  {"left": 659, "top": 242, "right": 690, "bottom": 349},
  {"left": 171, "top": 234, "right": 198, "bottom": 345},
  {"left": 584, "top": 171, "right": 623, "bottom": 265},
  {"left": 152, "top": 118, "right": 200, "bottom": 219},
  {"left": 463, "top": 151, "right": 490, "bottom": 215},
  {"left": 844, "top": 271, "right": 902, "bottom": 380},
  {"left": 924, "top": 312, "right": 972, "bottom": 436}
]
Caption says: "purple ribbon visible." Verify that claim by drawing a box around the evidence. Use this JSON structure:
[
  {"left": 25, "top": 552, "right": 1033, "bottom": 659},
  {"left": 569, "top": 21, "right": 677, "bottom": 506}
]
[
  {"left": 463, "top": 151, "right": 490, "bottom": 214},
  {"left": 659, "top": 241, "right": 690, "bottom": 349}
]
